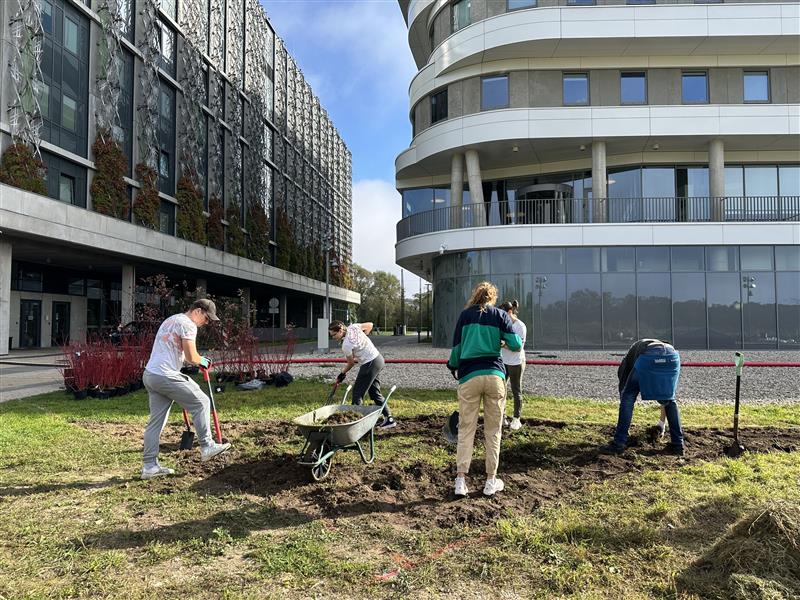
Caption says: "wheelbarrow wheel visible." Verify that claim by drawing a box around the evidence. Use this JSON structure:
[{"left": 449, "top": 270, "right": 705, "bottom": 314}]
[{"left": 310, "top": 438, "right": 333, "bottom": 481}]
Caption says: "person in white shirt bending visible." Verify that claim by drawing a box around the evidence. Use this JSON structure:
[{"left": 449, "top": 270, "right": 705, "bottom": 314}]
[
  {"left": 141, "top": 299, "right": 230, "bottom": 479},
  {"left": 499, "top": 300, "right": 527, "bottom": 431},
  {"left": 328, "top": 320, "right": 397, "bottom": 430}
]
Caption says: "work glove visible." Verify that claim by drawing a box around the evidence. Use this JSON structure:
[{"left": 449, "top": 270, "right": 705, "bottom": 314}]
[
  {"left": 199, "top": 356, "right": 212, "bottom": 369},
  {"left": 336, "top": 372, "right": 346, "bottom": 384},
  {"left": 448, "top": 366, "right": 458, "bottom": 381}
]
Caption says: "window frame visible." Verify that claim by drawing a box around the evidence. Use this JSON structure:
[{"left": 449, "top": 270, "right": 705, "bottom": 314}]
[
  {"left": 430, "top": 88, "right": 448, "bottom": 124},
  {"left": 620, "top": 71, "right": 647, "bottom": 105},
  {"left": 681, "top": 71, "right": 709, "bottom": 104},
  {"left": 481, "top": 74, "right": 510, "bottom": 111},
  {"left": 743, "top": 70, "right": 770, "bottom": 104},
  {"left": 562, "top": 72, "right": 589, "bottom": 106}
]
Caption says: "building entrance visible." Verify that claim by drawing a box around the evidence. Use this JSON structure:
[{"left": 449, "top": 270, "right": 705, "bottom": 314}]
[
  {"left": 52, "top": 301, "right": 71, "bottom": 346},
  {"left": 19, "top": 300, "right": 42, "bottom": 348}
]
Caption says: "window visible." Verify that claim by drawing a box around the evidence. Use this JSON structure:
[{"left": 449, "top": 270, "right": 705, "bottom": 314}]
[
  {"left": 159, "top": 200, "right": 175, "bottom": 235},
  {"left": 36, "top": 81, "right": 50, "bottom": 117},
  {"left": 452, "top": 0, "right": 471, "bottom": 33},
  {"left": 563, "top": 73, "right": 589, "bottom": 105},
  {"left": 744, "top": 71, "right": 769, "bottom": 103},
  {"left": 62, "top": 95, "right": 77, "bottom": 131},
  {"left": 41, "top": 0, "right": 53, "bottom": 33},
  {"left": 64, "top": 17, "right": 78, "bottom": 54},
  {"left": 59, "top": 174, "right": 75, "bottom": 204},
  {"left": 431, "top": 89, "right": 448, "bottom": 124},
  {"left": 120, "top": 0, "right": 135, "bottom": 41},
  {"left": 620, "top": 72, "right": 646, "bottom": 104},
  {"left": 481, "top": 75, "right": 509, "bottom": 111},
  {"left": 627, "top": 0, "right": 655, "bottom": 3},
  {"left": 157, "top": 82, "right": 176, "bottom": 193},
  {"left": 682, "top": 71, "right": 708, "bottom": 104},
  {"left": 508, "top": 0, "right": 536, "bottom": 8},
  {"left": 157, "top": 20, "right": 176, "bottom": 77},
  {"left": 567, "top": 0, "right": 596, "bottom": 5},
  {"left": 159, "top": 151, "right": 170, "bottom": 178}
]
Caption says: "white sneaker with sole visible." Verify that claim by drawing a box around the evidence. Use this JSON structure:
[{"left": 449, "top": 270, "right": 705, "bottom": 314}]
[
  {"left": 200, "top": 441, "right": 231, "bottom": 462},
  {"left": 483, "top": 477, "right": 505, "bottom": 497},
  {"left": 141, "top": 465, "right": 175, "bottom": 480},
  {"left": 509, "top": 418, "right": 522, "bottom": 431},
  {"left": 454, "top": 476, "right": 468, "bottom": 498}
]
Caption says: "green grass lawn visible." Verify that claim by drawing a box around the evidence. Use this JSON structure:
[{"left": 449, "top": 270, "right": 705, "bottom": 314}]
[{"left": 0, "top": 379, "right": 798, "bottom": 599}]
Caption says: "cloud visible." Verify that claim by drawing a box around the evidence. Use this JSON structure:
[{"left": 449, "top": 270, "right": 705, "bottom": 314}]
[{"left": 351, "top": 178, "right": 401, "bottom": 274}]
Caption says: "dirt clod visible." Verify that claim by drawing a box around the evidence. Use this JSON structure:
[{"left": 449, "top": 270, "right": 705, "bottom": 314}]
[{"left": 317, "top": 411, "right": 364, "bottom": 425}]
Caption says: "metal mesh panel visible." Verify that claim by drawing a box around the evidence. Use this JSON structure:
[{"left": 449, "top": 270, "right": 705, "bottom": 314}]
[{"left": 7, "top": 0, "right": 45, "bottom": 152}]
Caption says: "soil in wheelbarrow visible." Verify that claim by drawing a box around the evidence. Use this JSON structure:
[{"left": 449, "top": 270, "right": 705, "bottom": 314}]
[
  {"left": 78, "top": 417, "right": 800, "bottom": 531},
  {"left": 316, "top": 411, "right": 365, "bottom": 425}
]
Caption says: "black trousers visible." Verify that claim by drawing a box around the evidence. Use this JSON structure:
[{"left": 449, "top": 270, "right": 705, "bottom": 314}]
[{"left": 351, "top": 354, "right": 390, "bottom": 418}]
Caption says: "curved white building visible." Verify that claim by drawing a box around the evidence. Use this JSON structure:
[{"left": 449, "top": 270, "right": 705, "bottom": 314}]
[{"left": 395, "top": 0, "right": 800, "bottom": 350}]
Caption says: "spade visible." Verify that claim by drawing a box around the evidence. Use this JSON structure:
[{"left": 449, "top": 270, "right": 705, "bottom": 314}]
[
  {"left": 179, "top": 408, "right": 195, "bottom": 450},
  {"left": 725, "top": 351, "right": 746, "bottom": 458}
]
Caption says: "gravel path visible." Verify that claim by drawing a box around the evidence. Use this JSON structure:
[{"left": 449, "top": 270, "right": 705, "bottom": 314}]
[{"left": 290, "top": 336, "right": 800, "bottom": 405}]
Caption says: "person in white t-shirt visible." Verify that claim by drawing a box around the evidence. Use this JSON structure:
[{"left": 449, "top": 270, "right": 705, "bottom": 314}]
[
  {"left": 328, "top": 320, "right": 396, "bottom": 429},
  {"left": 499, "top": 300, "right": 527, "bottom": 431},
  {"left": 140, "top": 299, "right": 230, "bottom": 479}
]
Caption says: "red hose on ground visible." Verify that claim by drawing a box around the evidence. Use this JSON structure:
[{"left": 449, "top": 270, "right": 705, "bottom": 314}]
[{"left": 212, "top": 358, "right": 800, "bottom": 368}]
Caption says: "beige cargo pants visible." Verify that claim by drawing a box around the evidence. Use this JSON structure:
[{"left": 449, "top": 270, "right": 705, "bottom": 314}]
[{"left": 456, "top": 374, "right": 506, "bottom": 477}]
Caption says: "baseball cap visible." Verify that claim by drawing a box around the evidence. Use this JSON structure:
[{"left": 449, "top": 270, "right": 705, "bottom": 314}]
[{"left": 192, "top": 298, "right": 219, "bottom": 321}]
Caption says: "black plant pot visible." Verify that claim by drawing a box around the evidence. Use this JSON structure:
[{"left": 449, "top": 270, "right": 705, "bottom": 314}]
[
  {"left": 96, "top": 390, "right": 111, "bottom": 400},
  {"left": 73, "top": 389, "right": 88, "bottom": 400},
  {"left": 88, "top": 386, "right": 101, "bottom": 398}
]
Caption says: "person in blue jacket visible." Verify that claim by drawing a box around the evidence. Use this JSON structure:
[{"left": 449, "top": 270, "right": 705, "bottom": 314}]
[{"left": 600, "top": 338, "right": 685, "bottom": 456}]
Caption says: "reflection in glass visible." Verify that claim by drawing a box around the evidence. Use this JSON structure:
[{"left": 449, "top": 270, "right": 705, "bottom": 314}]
[
  {"left": 740, "top": 246, "right": 773, "bottom": 271},
  {"left": 745, "top": 166, "right": 778, "bottom": 196},
  {"left": 779, "top": 165, "right": 800, "bottom": 196},
  {"left": 533, "top": 274, "right": 566, "bottom": 348},
  {"left": 620, "top": 72, "right": 646, "bottom": 104},
  {"left": 725, "top": 166, "right": 744, "bottom": 196},
  {"left": 602, "top": 273, "right": 636, "bottom": 348},
  {"left": 563, "top": 73, "right": 589, "bottom": 105},
  {"left": 636, "top": 247, "right": 669, "bottom": 272},
  {"left": 482, "top": 76, "right": 509, "bottom": 111},
  {"left": 776, "top": 246, "right": 800, "bottom": 271},
  {"left": 743, "top": 71, "right": 769, "bottom": 103},
  {"left": 672, "top": 273, "right": 706, "bottom": 348},
  {"left": 637, "top": 273, "right": 671, "bottom": 341},
  {"left": 533, "top": 248, "right": 565, "bottom": 273},
  {"left": 567, "top": 247, "right": 600, "bottom": 273},
  {"left": 602, "top": 247, "right": 635, "bottom": 272},
  {"left": 568, "top": 274, "right": 602, "bottom": 348},
  {"left": 741, "top": 272, "right": 776, "bottom": 348},
  {"left": 491, "top": 249, "right": 532, "bottom": 275},
  {"left": 777, "top": 272, "right": 800, "bottom": 348},
  {"left": 706, "top": 246, "right": 738, "bottom": 272},
  {"left": 682, "top": 71, "right": 708, "bottom": 103},
  {"left": 434, "top": 278, "right": 457, "bottom": 347},
  {"left": 493, "top": 274, "right": 533, "bottom": 347},
  {"left": 707, "top": 273, "right": 742, "bottom": 348},
  {"left": 672, "top": 247, "right": 704, "bottom": 271}
]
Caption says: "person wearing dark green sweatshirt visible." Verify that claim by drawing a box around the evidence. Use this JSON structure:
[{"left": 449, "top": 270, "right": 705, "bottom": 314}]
[{"left": 447, "top": 281, "right": 522, "bottom": 498}]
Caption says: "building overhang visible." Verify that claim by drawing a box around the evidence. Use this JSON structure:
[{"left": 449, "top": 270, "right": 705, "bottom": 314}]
[
  {"left": 395, "top": 221, "right": 800, "bottom": 279},
  {"left": 395, "top": 104, "right": 800, "bottom": 182},
  {"left": 0, "top": 183, "right": 361, "bottom": 304}
]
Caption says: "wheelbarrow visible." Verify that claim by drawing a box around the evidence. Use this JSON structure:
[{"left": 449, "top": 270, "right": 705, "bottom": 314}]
[{"left": 293, "top": 384, "right": 397, "bottom": 481}]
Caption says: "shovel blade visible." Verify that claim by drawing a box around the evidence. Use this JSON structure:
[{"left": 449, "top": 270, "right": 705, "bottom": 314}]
[
  {"left": 724, "top": 442, "right": 746, "bottom": 458},
  {"left": 442, "top": 410, "right": 459, "bottom": 445},
  {"left": 180, "top": 430, "right": 195, "bottom": 450}
]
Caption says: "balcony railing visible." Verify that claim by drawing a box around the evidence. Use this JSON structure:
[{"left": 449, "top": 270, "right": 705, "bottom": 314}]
[{"left": 396, "top": 196, "right": 800, "bottom": 241}]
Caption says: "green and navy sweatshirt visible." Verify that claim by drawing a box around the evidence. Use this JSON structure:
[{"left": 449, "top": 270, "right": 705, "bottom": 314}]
[{"left": 447, "top": 304, "right": 523, "bottom": 384}]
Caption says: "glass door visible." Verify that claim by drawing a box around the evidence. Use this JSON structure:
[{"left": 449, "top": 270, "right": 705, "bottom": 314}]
[{"left": 19, "top": 300, "right": 42, "bottom": 348}]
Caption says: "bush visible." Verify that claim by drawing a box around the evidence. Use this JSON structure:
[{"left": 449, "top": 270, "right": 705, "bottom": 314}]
[
  {"left": 176, "top": 172, "right": 207, "bottom": 245},
  {"left": 226, "top": 201, "right": 247, "bottom": 257},
  {"left": 133, "top": 163, "right": 159, "bottom": 229},
  {"left": 90, "top": 132, "right": 128, "bottom": 219},
  {"left": 246, "top": 202, "right": 270, "bottom": 264},
  {"left": 275, "top": 208, "right": 292, "bottom": 271},
  {"left": 0, "top": 142, "right": 47, "bottom": 195},
  {"left": 207, "top": 195, "right": 225, "bottom": 250}
]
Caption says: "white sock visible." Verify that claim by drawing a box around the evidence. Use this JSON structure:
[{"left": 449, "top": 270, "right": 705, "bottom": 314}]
[{"left": 657, "top": 419, "right": 666, "bottom": 429}]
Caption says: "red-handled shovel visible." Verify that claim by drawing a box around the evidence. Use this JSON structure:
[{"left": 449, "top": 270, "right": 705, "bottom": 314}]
[{"left": 201, "top": 365, "right": 223, "bottom": 443}]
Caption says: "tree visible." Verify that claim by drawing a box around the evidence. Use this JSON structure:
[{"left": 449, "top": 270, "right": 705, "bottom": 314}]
[{"left": 350, "top": 264, "right": 401, "bottom": 329}]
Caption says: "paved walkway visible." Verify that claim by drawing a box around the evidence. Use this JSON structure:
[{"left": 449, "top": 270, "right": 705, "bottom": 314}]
[{"left": 0, "top": 349, "right": 66, "bottom": 402}]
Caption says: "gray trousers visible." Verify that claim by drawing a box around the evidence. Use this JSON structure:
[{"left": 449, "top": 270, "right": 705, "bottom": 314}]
[
  {"left": 351, "top": 355, "right": 390, "bottom": 418},
  {"left": 505, "top": 362, "right": 525, "bottom": 418},
  {"left": 142, "top": 370, "right": 213, "bottom": 466}
]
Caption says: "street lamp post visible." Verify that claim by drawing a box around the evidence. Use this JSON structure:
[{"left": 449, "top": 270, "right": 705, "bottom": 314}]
[
  {"left": 742, "top": 275, "right": 756, "bottom": 344},
  {"left": 425, "top": 283, "right": 431, "bottom": 340},
  {"left": 535, "top": 276, "right": 548, "bottom": 343}
]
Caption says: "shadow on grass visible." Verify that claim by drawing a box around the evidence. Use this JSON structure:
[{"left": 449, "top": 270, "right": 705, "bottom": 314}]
[{"left": 0, "top": 477, "right": 130, "bottom": 498}]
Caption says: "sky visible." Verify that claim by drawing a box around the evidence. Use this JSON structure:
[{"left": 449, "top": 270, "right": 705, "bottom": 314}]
[{"left": 260, "top": 0, "right": 424, "bottom": 293}]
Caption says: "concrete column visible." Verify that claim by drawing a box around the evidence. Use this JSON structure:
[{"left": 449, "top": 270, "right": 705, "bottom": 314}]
[
  {"left": 195, "top": 278, "right": 207, "bottom": 299},
  {"left": 450, "top": 153, "right": 464, "bottom": 228},
  {"left": 279, "top": 294, "right": 288, "bottom": 328},
  {"left": 465, "top": 149, "right": 485, "bottom": 226},
  {"left": 0, "top": 241, "right": 11, "bottom": 355},
  {"left": 591, "top": 141, "right": 607, "bottom": 223},
  {"left": 307, "top": 297, "right": 314, "bottom": 328},
  {"left": 121, "top": 265, "right": 135, "bottom": 326},
  {"left": 240, "top": 287, "right": 251, "bottom": 325},
  {"left": 709, "top": 138, "right": 725, "bottom": 221}
]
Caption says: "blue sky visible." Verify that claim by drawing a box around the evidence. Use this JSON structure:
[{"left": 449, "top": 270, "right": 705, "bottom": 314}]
[{"left": 260, "top": 0, "right": 422, "bottom": 288}]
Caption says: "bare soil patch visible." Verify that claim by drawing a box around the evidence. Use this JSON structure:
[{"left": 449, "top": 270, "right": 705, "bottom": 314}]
[{"left": 77, "top": 416, "right": 800, "bottom": 530}]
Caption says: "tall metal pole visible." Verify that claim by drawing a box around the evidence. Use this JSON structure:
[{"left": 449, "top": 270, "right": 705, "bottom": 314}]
[
  {"left": 426, "top": 283, "right": 431, "bottom": 340},
  {"left": 400, "top": 269, "right": 405, "bottom": 334},
  {"left": 418, "top": 276, "right": 421, "bottom": 343},
  {"left": 325, "top": 246, "right": 330, "bottom": 321}
]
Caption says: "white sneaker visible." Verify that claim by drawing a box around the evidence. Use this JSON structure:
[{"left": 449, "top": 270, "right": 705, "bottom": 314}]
[
  {"left": 141, "top": 465, "right": 175, "bottom": 480},
  {"left": 509, "top": 418, "right": 522, "bottom": 431},
  {"left": 454, "top": 476, "right": 468, "bottom": 498},
  {"left": 483, "top": 477, "right": 505, "bottom": 497},
  {"left": 200, "top": 441, "right": 231, "bottom": 462}
]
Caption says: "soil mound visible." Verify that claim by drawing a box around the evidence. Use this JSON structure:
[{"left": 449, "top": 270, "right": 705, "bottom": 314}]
[{"left": 677, "top": 502, "right": 800, "bottom": 600}]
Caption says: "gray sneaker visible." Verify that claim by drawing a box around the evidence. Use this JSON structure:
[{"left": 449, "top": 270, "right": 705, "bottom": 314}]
[
  {"left": 200, "top": 441, "right": 231, "bottom": 462},
  {"left": 141, "top": 465, "right": 175, "bottom": 480}
]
